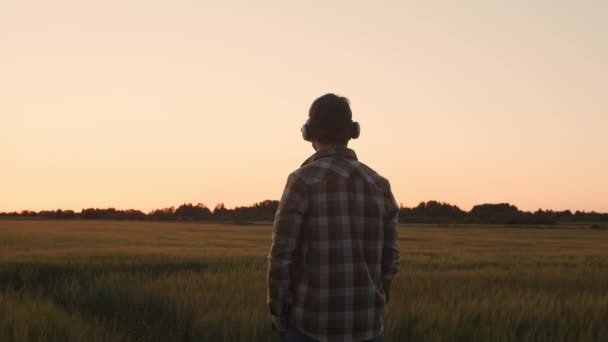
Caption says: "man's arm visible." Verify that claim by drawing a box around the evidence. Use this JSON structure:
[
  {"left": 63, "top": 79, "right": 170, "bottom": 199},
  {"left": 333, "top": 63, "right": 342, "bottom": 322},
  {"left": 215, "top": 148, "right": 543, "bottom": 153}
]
[
  {"left": 381, "top": 180, "right": 399, "bottom": 302},
  {"left": 267, "top": 173, "right": 308, "bottom": 326}
]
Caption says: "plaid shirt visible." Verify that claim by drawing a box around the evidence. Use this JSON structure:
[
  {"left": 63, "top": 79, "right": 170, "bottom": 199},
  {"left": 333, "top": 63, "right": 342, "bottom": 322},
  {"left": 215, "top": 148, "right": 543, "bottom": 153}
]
[{"left": 267, "top": 147, "right": 399, "bottom": 342}]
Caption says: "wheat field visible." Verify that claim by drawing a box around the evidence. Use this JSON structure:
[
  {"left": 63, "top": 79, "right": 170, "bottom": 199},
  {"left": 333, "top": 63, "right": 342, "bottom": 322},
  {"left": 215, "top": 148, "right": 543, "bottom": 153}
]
[{"left": 0, "top": 219, "right": 607, "bottom": 341}]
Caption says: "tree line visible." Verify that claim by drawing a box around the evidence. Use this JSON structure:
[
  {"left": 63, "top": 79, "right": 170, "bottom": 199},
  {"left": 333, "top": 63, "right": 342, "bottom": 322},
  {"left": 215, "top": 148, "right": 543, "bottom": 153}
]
[
  {"left": 1, "top": 200, "right": 607, "bottom": 225},
  {"left": 0, "top": 201, "right": 279, "bottom": 224},
  {"left": 398, "top": 201, "right": 608, "bottom": 225}
]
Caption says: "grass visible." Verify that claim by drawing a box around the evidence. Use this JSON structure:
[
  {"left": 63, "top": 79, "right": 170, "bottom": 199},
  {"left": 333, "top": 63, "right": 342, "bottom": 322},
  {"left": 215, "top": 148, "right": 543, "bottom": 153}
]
[{"left": 0, "top": 220, "right": 607, "bottom": 341}]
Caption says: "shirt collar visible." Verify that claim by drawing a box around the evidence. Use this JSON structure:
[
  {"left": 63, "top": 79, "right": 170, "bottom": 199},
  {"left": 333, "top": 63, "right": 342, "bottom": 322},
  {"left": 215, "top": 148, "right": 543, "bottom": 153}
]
[{"left": 301, "top": 147, "right": 358, "bottom": 167}]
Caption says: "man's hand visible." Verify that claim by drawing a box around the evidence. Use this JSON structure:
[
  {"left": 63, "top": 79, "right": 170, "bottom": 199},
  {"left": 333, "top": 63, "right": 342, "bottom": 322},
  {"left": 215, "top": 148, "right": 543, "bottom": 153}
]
[
  {"left": 382, "top": 279, "right": 391, "bottom": 304},
  {"left": 271, "top": 315, "right": 289, "bottom": 340}
]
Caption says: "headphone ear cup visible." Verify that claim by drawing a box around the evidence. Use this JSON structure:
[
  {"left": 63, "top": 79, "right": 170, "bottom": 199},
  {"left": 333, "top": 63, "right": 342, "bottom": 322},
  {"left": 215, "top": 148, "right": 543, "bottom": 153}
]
[
  {"left": 301, "top": 120, "right": 311, "bottom": 141},
  {"left": 351, "top": 121, "right": 360, "bottom": 139}
]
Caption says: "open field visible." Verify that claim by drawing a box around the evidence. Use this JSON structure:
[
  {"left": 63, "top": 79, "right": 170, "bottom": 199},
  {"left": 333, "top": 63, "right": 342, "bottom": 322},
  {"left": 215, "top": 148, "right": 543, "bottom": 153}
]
[{"left": 0, "top": 220, "right": 607, "bottom": 341}]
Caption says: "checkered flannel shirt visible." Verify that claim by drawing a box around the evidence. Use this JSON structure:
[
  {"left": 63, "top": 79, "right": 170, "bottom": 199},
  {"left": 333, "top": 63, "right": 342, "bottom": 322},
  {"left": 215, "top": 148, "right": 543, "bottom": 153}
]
[{"left": 267, "top": 147, "right": 400, "bottom": 342}]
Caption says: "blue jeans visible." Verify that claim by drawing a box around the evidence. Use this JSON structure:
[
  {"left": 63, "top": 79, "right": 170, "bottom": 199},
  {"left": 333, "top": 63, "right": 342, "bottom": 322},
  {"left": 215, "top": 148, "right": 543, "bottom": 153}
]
[{"left": 285, "top": 325, "right": 384, "bottom": 342}]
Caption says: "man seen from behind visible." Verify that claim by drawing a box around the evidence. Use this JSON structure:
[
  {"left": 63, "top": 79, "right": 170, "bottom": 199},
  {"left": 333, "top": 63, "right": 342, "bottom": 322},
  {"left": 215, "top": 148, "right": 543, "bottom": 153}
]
[{"left": 267, "top": 93, "right": 400, "bottom": 342}]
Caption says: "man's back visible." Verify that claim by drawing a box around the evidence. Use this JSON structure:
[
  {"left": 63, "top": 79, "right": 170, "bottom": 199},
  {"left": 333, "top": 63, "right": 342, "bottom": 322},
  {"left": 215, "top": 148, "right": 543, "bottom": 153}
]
[{"left": 268, "top": 147, "right": 399, "bottom": 342}]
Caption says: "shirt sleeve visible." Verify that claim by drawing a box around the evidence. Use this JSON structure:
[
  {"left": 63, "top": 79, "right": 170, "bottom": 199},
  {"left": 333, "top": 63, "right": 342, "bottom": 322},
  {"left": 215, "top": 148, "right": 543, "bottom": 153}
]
[
  {"left": 381, "top": 180, "right": 400, "bottom": 285},
  {"left": 267, "top": 172, "right": 308, "bottom": 317}
]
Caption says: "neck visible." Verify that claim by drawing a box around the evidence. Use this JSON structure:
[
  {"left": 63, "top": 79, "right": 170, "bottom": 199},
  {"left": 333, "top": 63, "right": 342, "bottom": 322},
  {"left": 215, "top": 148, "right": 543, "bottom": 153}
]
[{"left": 313, "top": 141, "right": 348, "bottom": 152}]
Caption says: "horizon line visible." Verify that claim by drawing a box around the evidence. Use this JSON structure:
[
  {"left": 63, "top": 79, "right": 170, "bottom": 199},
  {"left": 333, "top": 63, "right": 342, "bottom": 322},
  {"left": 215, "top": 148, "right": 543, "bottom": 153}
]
[{"left": 2, "top": 199, "right": 608, "bottom": 216}]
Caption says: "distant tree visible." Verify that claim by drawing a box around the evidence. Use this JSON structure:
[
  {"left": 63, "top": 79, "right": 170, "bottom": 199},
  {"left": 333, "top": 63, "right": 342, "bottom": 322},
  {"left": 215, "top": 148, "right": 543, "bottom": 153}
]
[
  {"left": 124, "top": 209, "right": 146, "bottom": 220},
  {"left": 469, "top": 203, "right": 520, "bottom": 224},
  {"left": 20, "top": 210, "right": 37, "bottom": 217},
  {"left": 400, "top": 200, "right": 465, "bottom": 223},
  {"left": 60, "top": 210, "right": 76, "bottom": 219},
  {"left": 174, "top": 203, "right": 212, "bottom": 220},
  {"left": 149, "top": 207, "right": 175, "bottom": 220},
  {"left": 213, "top": 203, "right": 228, "bottom": 220},
  {"left": 228, "top": 200, "right": 279, "bottom": 222}
]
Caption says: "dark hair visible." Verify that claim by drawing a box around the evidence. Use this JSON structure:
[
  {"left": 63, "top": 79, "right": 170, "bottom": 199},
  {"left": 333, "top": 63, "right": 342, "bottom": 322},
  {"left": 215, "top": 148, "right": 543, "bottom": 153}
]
[{"left": 308, "top": 93, "right": 353, "bottom": 145}]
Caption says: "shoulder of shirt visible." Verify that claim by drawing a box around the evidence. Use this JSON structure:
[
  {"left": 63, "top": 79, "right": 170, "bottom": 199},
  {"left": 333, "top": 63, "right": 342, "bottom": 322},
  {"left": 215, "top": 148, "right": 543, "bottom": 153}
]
[{"left": 288, "top": 158, "right": 391, "bottom": 190}]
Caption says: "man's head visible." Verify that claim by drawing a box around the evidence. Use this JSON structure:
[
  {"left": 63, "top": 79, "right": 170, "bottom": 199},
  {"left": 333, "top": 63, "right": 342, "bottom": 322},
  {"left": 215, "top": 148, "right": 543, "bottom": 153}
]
[{"left": 302, "top": 93, "right": 360, "bottom": 150}]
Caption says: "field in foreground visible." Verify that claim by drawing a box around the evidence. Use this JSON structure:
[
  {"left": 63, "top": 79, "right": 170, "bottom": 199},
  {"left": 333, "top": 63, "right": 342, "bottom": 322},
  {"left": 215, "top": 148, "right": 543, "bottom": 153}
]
[{"left": 0, "top": 220, "right": 607, "bottom": 341}]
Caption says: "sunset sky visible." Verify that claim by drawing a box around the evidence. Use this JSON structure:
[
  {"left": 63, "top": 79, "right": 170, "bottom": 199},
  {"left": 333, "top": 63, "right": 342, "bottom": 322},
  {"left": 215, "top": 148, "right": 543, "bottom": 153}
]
[{"left": 1, "top": 0, "right": 607, "bottom": 213}]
